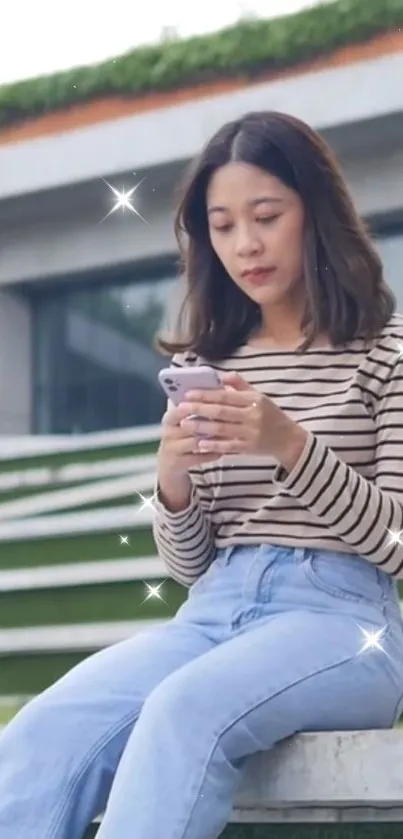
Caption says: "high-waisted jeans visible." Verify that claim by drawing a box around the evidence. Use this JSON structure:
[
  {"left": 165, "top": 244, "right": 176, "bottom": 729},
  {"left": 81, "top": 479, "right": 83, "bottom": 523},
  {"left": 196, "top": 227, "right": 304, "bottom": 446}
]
[{"left": 1, "top": 544, "right": 403, "bottom": 839}]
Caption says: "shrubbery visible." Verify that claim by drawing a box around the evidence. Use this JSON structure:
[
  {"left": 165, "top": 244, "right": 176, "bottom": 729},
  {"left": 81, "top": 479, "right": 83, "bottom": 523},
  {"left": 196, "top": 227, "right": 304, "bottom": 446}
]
[{"left": 0, "top": 0, "right": 402, "bottom": 128}]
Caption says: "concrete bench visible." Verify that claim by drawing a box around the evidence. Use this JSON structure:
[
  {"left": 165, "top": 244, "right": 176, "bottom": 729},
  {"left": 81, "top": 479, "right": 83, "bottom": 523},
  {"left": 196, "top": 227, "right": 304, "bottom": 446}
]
[{"left": 86, "top": 730, "right": 403, "bottom": 837}]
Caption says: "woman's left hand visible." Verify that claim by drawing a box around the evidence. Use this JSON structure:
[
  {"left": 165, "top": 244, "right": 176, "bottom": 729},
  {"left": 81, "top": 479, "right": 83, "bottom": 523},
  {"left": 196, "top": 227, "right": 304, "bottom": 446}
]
[{"left": 178, "top": 372, "right": 308, "bottom": 468}]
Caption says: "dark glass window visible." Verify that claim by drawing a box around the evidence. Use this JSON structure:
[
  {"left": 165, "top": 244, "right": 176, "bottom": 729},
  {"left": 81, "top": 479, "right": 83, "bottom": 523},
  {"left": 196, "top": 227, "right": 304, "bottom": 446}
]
[
  {"left": 375, "top": 230, "right": 403, "bottom": 307},
  {"left": 33, "top": 266, "right": 180, "bottom": 434},
  {"left": 31, "top": 230, "right": 403, "bottom": 435}
]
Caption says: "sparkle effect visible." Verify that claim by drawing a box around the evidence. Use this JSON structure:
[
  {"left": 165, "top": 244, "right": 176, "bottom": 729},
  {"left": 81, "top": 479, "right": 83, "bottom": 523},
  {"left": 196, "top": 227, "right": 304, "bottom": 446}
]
[
  {"left": 100, "top": 178, "right": 148, "bottom": 224},
  {"left": 119, "top": 534, "right": 130, "bottom": 546},
  {"left": 142, "top": 581, "right": 167, "bottom": 604},
  {"left": 387, "top": 529, "right": 403, "bottom": 547},
  {"left": 358, "top": 624, "right": 388, "bottom": 655},
  {"left": 134, "top": 491, "right": 159, "bottom": 516}
]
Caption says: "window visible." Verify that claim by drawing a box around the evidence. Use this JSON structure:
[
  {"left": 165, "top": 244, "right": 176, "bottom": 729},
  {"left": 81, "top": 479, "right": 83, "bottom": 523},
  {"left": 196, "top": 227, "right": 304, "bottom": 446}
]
[
  {"left": 33, "top": 265, "right": 181, "bottom": 434},
  {"left": 375, "top": 229, "right": 403, "bottom": 308}
]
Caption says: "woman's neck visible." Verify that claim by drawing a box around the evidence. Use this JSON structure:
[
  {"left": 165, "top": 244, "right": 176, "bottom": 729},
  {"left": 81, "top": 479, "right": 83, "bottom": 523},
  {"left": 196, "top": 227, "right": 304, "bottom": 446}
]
[{"left": 247, "top": 329, "right": 330, "bottom": 352}]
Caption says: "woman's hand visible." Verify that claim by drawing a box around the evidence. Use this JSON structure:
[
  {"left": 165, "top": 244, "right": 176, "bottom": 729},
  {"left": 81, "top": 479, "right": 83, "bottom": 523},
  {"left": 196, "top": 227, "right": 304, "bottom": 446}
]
[
  {"left": 177, "top": 372, "right": 308, "bottom": 471},
  {"left": 158, "top": 401, "right": 228, "bottom": 479},
  {"left": 157, "top": 401, "right": 229, "bottom": 512}
]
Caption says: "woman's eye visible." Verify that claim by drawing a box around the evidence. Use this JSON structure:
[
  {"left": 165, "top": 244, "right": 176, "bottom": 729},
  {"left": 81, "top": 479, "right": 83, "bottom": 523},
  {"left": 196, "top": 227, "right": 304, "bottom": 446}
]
[{"left": 212, "top": 215, "right": 280, "bottom": 233}]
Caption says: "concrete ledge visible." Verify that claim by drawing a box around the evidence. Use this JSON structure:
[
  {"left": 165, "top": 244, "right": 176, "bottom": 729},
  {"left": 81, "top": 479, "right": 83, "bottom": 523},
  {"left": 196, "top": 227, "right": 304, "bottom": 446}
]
[
  {"left": 89, "top": 730, "right": 403, "bottom": 827},
  {"left": 233, "top": 730, "right": 403, "bottom": 822},
  {"left": 0, "top": 727, "right": 400, "bottom": 828}
]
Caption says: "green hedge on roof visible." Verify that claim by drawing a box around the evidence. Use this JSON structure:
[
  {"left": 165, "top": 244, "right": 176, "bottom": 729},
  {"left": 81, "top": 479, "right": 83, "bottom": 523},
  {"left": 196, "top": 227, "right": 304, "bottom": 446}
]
[{"left": 0, "top": 0, "right": 402, "bottom": 129}]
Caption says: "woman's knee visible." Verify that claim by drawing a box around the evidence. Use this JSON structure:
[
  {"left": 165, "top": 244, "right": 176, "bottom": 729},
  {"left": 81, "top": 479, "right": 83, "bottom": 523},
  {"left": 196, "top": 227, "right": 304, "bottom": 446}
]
[{"left": 140, "top": 663, "right": 214, "bottom": 736}]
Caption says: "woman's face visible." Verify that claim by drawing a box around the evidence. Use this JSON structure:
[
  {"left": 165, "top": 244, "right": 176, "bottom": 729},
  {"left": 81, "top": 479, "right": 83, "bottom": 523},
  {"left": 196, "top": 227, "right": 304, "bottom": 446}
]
[{"left": 206, "top": 162, "right": 305, "bottom": 314}]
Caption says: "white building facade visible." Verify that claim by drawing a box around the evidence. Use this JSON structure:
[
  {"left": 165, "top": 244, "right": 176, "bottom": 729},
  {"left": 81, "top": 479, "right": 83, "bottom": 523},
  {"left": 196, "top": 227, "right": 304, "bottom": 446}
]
[{"left": 1, "top": 46, "right": 403, "bottom": 435}]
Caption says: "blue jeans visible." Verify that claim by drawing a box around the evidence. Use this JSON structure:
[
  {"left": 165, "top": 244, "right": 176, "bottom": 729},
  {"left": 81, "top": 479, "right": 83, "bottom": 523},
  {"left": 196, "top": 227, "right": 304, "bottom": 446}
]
[{"left": 1, "top": 545, "right": 403, "bottom": 839}]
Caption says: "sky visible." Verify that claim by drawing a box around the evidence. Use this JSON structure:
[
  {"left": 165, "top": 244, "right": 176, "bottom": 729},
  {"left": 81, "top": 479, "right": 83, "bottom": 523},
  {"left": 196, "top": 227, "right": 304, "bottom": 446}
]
[{"left": 1, "top": 0, "right": 324, "bottom": 86}]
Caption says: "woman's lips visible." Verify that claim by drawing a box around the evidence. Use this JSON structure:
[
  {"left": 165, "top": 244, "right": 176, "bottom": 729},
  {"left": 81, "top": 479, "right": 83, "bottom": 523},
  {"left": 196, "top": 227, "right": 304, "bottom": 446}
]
[{"left": 242, "top": 268, "right": 276, "bottom": 284}]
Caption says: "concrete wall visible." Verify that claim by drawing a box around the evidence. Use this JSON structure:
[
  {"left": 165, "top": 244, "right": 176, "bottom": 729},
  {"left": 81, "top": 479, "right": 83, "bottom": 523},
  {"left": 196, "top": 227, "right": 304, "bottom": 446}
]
[
  {"left": 1, "top": 133, "right": 403, "bottom": 287},
  {"left": 0, "top": 290, "right": 31, "bottom": 434},
  {"left": 0, "top": 165, "right": 180, "bottom": 287}
]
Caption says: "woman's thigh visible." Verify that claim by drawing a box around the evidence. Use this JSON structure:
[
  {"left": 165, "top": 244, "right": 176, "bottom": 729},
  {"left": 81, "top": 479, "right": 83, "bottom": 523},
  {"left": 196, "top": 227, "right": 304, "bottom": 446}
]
[{"left": 143, "top": 607, "right": 403, "bottom": 766}]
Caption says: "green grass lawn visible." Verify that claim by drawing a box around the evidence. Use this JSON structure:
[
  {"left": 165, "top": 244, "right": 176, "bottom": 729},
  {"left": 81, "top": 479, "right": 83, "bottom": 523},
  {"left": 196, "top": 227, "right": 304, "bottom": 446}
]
[
  {"left": 0, "top": 652, "right": 96, "bottom": 694},
  {"left": 0, "top": 708, "right": 14, "bottom": 724},
  {"left": 0, "top": 578, "right": 184, "bottom": 627},
  {"left": 0, "top": 526, "right": 156, "bottom": 569},
  {"left": 0, "top": 702, "right": 26, "bottom": 724}
]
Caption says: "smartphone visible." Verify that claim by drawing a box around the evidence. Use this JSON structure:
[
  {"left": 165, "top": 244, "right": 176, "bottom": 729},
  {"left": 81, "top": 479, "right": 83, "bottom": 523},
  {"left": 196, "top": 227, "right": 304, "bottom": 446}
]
[
  {"left": 158, "top": 365, "right": 222, "bottom": 405},
  {"left": 158, "top": 365, "right": 222, "bottom": 437}
]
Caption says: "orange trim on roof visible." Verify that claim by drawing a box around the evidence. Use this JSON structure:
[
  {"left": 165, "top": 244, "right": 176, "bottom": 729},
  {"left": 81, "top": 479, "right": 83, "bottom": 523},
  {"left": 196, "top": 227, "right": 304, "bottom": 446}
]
[{"left": 1, "top": 28, "right": 403, "bottom": 147}]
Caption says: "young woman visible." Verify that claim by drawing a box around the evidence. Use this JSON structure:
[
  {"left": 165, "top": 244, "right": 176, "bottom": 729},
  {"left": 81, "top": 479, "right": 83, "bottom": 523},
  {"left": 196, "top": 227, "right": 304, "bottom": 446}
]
[{"left": 1, "top": 111, "right": 403, "bottom": 839}]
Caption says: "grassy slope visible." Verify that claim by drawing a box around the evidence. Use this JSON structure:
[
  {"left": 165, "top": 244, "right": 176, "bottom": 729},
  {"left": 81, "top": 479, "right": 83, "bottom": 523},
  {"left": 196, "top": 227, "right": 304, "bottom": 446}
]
[
  {"left": 0, "top": 579, "right": 184, "bottom": 626},
  {"left": 0, "top": 527, "right": 155, "bottom": 569}
]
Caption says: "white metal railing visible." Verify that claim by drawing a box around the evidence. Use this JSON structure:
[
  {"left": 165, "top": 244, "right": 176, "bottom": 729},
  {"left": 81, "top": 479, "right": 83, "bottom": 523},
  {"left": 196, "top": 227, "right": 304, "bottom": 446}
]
[
  {"left": 0, "top": 424, "right": 161, "bottom": 460},
  {"left": 0, "top": 556, "right": 165, "bottom": 591},
  {"left": 0, "top": 502, "right": 153, "bottom": 541},
  {"left": 0, "top": 454, "right": 157, "bottom": 493},
  {"left": 0, "top": 619, "right": 165, "bottom": 654},
  {"left": 0, "top": 471, "right": 155, "bottom": 521}
]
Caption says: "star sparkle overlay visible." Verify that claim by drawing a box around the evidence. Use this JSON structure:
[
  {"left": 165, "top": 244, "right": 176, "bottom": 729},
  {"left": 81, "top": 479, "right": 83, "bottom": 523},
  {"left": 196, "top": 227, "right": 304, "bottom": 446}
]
[
  {"left": 135, "top": 491, "right": 159, "bottom": 513},
  {"left": 141, "top": 581, "right": 167, "bottom": 605},
  {"left": 118, "top": 491, "right": 166, "bottom": 603},
  {"left": 99, "top": 178, "right": 149, "bottom": 225},
  {"left": 387, "top": 529, "right": 403, "bottom": 547},
  {"left": 118, "top": 493, "right": 159, "bottom": 547},
  {"left": 357, "top": 624, "right": 388, "bottom": 656}
]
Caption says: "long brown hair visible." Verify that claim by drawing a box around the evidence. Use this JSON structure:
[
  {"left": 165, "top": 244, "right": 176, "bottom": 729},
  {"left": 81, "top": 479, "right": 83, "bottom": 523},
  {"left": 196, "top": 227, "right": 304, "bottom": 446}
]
[{"left": 158, "top": 111, "right": 395, "bottom": 360}]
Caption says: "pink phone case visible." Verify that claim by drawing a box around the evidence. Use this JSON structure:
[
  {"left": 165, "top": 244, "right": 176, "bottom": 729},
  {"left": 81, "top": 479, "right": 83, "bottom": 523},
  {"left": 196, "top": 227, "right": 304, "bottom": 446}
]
[
  {"left": 158, "top": 365, "right": 221, "bottom": 405},
  {"left": 158, "top": 366, "right": 222, "bottom": 438}
]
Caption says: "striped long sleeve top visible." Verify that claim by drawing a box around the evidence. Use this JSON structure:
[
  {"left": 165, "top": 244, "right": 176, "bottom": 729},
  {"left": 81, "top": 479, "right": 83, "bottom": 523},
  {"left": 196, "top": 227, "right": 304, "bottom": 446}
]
[{"left": 152, "top": 314, "right": 403, "bottom": 586}]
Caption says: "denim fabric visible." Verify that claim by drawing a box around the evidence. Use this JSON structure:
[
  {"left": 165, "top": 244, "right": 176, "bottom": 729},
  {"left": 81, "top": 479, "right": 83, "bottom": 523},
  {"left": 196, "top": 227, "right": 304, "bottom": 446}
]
[{"left": 0, "top": 545, "right": 403, "bottom": 839}]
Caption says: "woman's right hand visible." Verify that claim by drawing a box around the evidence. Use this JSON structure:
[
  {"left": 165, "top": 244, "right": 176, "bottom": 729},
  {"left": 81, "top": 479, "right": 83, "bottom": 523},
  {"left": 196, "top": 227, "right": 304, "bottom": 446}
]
[
  {"left": 156, "top": 403, "right": 223, "bottom": 512},
  {"left": 158, "top": 403, "right": 221, "bottom": 479}
]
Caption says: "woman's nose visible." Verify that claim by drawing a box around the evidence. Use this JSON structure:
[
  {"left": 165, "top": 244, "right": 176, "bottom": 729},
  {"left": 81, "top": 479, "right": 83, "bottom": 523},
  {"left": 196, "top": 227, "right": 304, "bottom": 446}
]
[{"left": 235, "top": 229, "right": 263, "bottom": 257}]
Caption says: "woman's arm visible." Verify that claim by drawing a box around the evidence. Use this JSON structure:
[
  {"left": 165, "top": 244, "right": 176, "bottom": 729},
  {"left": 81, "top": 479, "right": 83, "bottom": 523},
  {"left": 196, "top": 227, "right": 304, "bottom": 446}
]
[
  {"left": 152, "top": 477, "right": 215, "bottom": 588},
  {"left": 152, "top": 352, "right": 216, "bottom": 587},
  {"left": 273, "top": 356, "right": 403, "bottom": 576}
]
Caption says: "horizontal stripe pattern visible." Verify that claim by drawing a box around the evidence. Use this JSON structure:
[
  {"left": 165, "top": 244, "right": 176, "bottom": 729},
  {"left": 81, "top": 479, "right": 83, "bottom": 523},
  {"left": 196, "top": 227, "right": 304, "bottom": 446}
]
[{"left": 153, "top": 314, "right": 403, "bottom": 586}]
